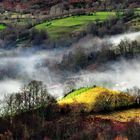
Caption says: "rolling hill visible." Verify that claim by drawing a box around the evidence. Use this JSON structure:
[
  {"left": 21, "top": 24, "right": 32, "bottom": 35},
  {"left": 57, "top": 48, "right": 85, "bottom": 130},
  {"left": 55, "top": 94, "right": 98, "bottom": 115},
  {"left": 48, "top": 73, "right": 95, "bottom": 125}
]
[{"left": 58, "top": 86, "right": 136, "bottom": 112}]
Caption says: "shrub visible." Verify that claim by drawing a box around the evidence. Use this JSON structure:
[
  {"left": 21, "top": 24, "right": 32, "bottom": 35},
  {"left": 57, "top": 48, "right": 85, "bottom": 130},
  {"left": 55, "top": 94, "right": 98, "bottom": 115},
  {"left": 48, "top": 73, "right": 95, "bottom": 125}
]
[
  {"left": 93, "top": 92, "right": 136, "bottom": 112},
  {"left": 125, "top": 120, "right": 140, "bottom": 139}
]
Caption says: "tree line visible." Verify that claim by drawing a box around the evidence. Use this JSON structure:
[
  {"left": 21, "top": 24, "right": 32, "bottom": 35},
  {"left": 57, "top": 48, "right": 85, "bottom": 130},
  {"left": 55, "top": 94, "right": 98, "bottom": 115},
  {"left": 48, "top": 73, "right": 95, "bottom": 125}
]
[
  {"left": 59, "top": 39, "right": 140, "bottom": 72},
  {"left": 1, "top": 80, "right": 56, "bottom": 117}
]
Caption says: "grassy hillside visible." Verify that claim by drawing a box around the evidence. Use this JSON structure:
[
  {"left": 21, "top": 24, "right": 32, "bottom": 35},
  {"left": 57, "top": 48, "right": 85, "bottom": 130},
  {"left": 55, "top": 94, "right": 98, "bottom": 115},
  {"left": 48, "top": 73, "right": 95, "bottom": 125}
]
[
  {"left": 35, "top": 12, "right": 115, "bottom": 39},
  {"left": 58, "top": 87, "right": 136, "bottom": 112},
  {"left": 0, "top": 83, "right": 139, "bottom": 139},
  {"left": 58, "top": 87, "right": 120, "bottom": 104},
  {"left": 35, "top": 8, "right": 140, "bottom": 39}
]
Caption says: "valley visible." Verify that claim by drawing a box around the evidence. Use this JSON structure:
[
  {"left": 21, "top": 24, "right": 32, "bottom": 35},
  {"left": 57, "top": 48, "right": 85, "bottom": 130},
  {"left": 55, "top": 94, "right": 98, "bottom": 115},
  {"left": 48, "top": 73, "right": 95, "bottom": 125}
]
[{"left": 0, "top": 0, "right": 140, "bottom": 140}]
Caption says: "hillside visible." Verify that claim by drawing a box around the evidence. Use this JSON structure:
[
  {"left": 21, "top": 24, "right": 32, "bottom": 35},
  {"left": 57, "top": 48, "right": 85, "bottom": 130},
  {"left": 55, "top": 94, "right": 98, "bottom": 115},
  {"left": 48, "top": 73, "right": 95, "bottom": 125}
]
[
  {"left": 35, "top": 9, "right": 140, "bottom": 39},
  {"left": 58, "top": 86, "right": 140, "bottom": 123},
  {"left": 58, "top": 87, "right": 136, "bottom": 112},
  {"left": 0, "top": 85, "right": 140, "bottom": 139}
]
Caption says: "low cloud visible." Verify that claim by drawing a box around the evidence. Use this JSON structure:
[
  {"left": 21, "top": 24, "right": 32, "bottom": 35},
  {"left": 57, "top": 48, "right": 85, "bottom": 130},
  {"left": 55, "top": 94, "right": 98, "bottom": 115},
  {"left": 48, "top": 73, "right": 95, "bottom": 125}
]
[
  {"left": 0, "top": 31, "right": 139, "bottom": 98},
  {"left": 75, "top": 58, "right": 140, "bottom": 92}
]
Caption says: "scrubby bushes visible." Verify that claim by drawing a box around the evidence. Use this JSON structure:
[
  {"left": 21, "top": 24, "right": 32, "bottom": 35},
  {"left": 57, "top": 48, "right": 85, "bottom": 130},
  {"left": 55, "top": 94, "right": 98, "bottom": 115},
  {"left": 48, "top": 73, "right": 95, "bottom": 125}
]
[
  {"left": 126, "top": 87, "right": 140, "bottom": 106},
  {"left": 86, "top": 9, "right": 139, "bottom": 37},
  {"left": 94, "top": 92, "right": 136, "bottom": 112},
  {"left": 125, "top": 120, "right": 140, "bottom": 139},
  {"left": 0, "top": 26, "right": 49, "bottom": 48},
  {"left": 86, "top": 17, "right": 128, "bottom": 37},
  {"left": 30, "top": 28, "right": 48, "bottom": 45}
]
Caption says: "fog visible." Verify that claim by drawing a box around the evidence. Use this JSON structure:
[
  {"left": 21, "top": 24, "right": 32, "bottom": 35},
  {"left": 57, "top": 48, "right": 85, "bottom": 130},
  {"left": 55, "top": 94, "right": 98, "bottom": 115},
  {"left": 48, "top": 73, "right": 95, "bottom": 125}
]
[
  {"left": 0, "top": 48, "right": 66, "bottom": 98},
  {"left": 109, "top": 31, "right": 140, "bottom": 45},
  {"left": 75, "top": 59, "right": 140, "bottom": 91},
  {"left": 0, "top": 31, "right": 140, "bottom": 98},
  {"left": 69, "top": 31, "right": 140, "bottom": 52}
]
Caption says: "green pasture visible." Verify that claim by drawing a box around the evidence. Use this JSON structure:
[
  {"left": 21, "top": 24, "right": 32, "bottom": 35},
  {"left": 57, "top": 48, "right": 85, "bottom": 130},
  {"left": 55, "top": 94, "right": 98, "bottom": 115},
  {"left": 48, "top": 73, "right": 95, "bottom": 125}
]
[{"left": 35, "top": 11, "right": 115, "bottom": 39}]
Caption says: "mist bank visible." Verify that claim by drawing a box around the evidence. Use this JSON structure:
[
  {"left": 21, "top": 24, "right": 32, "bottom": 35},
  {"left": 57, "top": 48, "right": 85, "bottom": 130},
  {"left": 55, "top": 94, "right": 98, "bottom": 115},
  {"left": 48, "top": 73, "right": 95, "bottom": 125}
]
[
  {"left": 68, "top": 31, "right": 140, "bottom": 52},
  {"left": 109, "top": 31, "right": 140, "bottom": 45},
  {"left": 75, "top": 58, "right": 140, "bottom": 91},
  {"left": 0, "top": 31, "right": 139, "bottom": 98}
]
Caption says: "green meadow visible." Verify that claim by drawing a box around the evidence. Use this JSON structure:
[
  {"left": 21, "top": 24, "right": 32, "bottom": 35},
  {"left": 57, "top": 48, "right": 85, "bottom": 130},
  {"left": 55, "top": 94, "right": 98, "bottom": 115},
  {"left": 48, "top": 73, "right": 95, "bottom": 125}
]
[{"left": 36, "top": 11, "right": 115, "bottom": 39}]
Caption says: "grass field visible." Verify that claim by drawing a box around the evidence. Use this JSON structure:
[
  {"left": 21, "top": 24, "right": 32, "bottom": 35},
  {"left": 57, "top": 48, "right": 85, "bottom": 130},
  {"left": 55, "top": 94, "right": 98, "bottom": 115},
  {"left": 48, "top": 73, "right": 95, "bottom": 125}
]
[
  {"left": 63, "top": 87, "right": 92, "bottom": 99},
  {"left": 0, "top": 24, "right": 6, "bottom": 30},
  {"left": 35, "top": 12, "right": 115, "bottom": 39}
]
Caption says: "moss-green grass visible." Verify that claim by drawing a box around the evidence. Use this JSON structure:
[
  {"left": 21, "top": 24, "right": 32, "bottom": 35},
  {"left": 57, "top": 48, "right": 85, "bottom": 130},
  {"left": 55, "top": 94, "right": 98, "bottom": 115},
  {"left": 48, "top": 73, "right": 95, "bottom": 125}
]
[
  {"left": 0, "top": 24, "right": 6, "bottom": 30},
  {"left": 63, "top": 87, "right": 92, "bottom": 100},
  {"left": 35, "top": 11, "right": 115, "bottom": 39}
]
